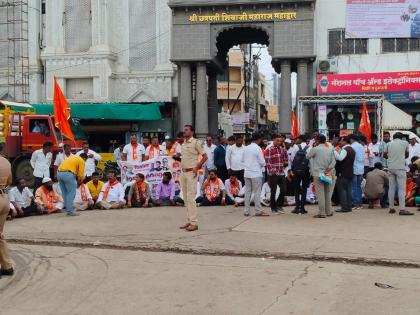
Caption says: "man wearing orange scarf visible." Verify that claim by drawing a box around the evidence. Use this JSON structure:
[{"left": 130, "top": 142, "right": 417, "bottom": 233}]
[
  {"left": 127, "top": 173, "right": 152, "bottom": 208},
  {"left": 145, "top": 136, "right": 164, "bottom": 160},
  {"left": 197, "top": 170, "right": 226, "bottom": 206},
  {"left": 97, "top": 170, "right": 125, "bottom": 209},
  {"left": 122, "top": 134, "right": 146, "bottom": 163},
  {"left": 74, "top": 179, "right": 94, "bottom": 211},
  {"left": 35, "top": 177, "right": 64, "bottom": 214},
  {"left": 225, "top": 174, "right": 244, "bottom": 206}
]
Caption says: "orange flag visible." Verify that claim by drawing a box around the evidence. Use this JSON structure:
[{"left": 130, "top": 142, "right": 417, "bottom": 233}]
[
  {"left": 291, "top": 111, "right": 299, "bottom": 139},
  {"left": 53, "top": 77, "right": 74, "bottom": 141},
  {"left": 359, "top": 102, "right": 371, "bottom": 143}
]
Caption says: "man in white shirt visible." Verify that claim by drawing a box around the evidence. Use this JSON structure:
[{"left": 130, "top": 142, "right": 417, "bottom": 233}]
[
  {"left": 225, "top": 174, "right": 244, "bottom": 206},
  {"left": 145, "top": 136, "right": 164, "bottom": 160},
  {"left": 368, "top": 134, "right": 381, "bottom": 167},
  {"left": 74, "top": 179, "right": 94, "bottom": 211},
  {"left": 242, "top": 133, "right": 267, "bottom": 216},
  {"left": 260, "top": 182, "right": 280, "bottom": 207},
  {"left": 76, "top": 143, "right": 101, "bottom": 181},
  {"left": 225, "top": 136, "right": 245, "bottom": 185},
  {"left": 204, "top": 136, "right": 217, "bottom": 176},
  {"left": 54, "top": 143, "right": 73, "bottom": 179},
  {"left": 123, "top": 134, "right": 146, "bottom": 163},
  {"left": 97, "top": 170, "right": 126, "bottom": 209},
  {"left": 9, "top": 178, "right": 39, "bottom": 217},
  {"left": 113, "top": 144, "right": 124, "bottom": 162},
  {"left": 407, "top": 135, "right": 420, "bottom": 168},
  {"left": 30, "top": 141, "right": 53, "bottom": 192}
]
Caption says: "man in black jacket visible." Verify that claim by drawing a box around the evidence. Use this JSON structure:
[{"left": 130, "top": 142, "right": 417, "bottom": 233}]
[
  {"left": 214, "top": 136, "right": 228, "bottom": 182},
  {"left": 335, "top": 136, "right": 356, "bottom": 213},
  {"left": 327, "top": 107, "right": 343, "bottom": 139}
]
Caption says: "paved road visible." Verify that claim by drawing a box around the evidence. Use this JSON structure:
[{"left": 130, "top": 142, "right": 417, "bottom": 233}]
[
  {"left": 4, "top": 205, "right": 420, "bottom": 266},
  {"left": 1, "top": 244, "right": 420, "bottom": 315}
]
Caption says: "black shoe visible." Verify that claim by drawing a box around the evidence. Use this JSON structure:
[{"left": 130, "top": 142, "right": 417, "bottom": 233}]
[
  {"left": 291, "top": 207, "right": 299, "bottom": 214},
  {"left": 389, "top": 208, "right": 396, "bottom": 214},
  {"left": 1, "top": 268, "right": 14, "bottom": 276},
  {"left": 399, "top": 210, "right": 414, "bottom": 216},
  {"left": 336, "top": 209, "right": 352, "bottom": 213},
  {"left": 300, "top": 208, "right": 308, "bottom": 214}
]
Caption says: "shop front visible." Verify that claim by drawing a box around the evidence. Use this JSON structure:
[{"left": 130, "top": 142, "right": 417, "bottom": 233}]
[
  {"left": 32, "top": 102, "right": 175, "bottom": 152},
  {"left": 316, "top": 71, "right": 420, "bottom": 137}
]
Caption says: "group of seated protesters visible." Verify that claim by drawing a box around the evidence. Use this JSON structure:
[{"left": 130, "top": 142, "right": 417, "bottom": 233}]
[{"left": 8, "top": 167, "right": 302, "bottom": 219}]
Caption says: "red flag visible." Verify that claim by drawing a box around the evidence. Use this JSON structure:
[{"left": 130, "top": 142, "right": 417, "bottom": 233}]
[
  {"left": 53, "top": 77, "right": 74, "bottom": 141},
  {"left": 359, "top": 102, "right": 371, "bottom": 143},
  {"left": 291, "top": 111, "right": 299, "bottom": 139}
]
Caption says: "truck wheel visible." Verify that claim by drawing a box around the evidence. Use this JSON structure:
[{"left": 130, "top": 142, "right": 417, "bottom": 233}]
[{"left": 14, "top": 159, "right": 35, "bottom": 188}]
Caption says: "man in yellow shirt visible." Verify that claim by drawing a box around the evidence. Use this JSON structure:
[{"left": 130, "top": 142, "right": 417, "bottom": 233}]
[
  {"left": 86, "top": 172, "right": 104, "bottom": 206},
  {"left": 57, "top": 153, "right": 87, "bottom": 216}
]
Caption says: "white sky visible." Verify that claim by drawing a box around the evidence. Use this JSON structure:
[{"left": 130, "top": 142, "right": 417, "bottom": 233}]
[{"left": 255, "top": 46, "right": 297, "bottom": 102}]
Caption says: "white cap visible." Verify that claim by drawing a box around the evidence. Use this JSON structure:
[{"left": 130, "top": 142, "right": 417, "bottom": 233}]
[
  {"left": 285, "top": 138, "right": 292, "bottom": 144},
  {"left": 58, "top": 143, "right": 64, "bottom": 148},
  {"left": 42, "top": 177, "right": 52, "bottom": 184},
  {"left": 165, "top": 135, "right": 170, "bottom": 140},
  {"left": 409, "top": 134, "right": 416, "bottom": 140}
]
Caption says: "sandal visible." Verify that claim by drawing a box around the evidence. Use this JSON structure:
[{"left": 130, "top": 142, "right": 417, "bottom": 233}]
[{"left": 313, "top": 214, "right": 327, "bottom": 218}]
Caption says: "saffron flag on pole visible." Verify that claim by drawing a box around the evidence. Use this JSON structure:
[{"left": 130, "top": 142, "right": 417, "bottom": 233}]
[
  {"left": 53, "top": 77, "right": 74, "bottom": 141},
  {"left": 291, "top": 111, "right": 299, "bottom": 139},
  {"left": 358, "top": 102, "right": 371, "bottom": 143}
]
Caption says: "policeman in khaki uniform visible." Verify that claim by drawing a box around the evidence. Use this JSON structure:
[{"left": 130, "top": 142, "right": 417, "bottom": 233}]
[
  {"left": 0, "top": 146, "right": 14, "bottom": 278},
  {"left": 179, "top": 125, "right": 207, "bottom": 232}
]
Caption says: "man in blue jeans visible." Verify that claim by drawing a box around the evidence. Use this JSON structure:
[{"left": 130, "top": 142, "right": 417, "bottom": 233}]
[
  {"left": 57, "top": 153, "right": 88, "bottom": 216},
  {"left": 349, "top": 135, "right": 364, "bottom": 209}
]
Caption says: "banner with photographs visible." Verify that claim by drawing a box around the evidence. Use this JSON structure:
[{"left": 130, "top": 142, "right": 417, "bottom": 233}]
[{"left": 119, "top": 157, "right": 182, "bottom": 199}]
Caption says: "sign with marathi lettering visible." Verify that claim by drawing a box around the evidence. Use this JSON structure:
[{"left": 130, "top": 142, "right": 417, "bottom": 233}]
[
  {"left": 317, "top": 71, "right": 420, "bottom": 104},
  {"left": 188, "top": 11, "right": 297, "bottom": 23}
]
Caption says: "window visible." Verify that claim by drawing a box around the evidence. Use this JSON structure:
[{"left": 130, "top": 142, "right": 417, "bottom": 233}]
[
  {"left": 66, "top": 78, "right": 93, "bottom": 100},
  {"left": 64, "top": 0, "right": 92, "bottom": 53},
  {"left": 381, "top": 38, "right": 420, "bottom": 53},
  {"left": 328, "top": 29, "right": 368, "bottom": 56}
]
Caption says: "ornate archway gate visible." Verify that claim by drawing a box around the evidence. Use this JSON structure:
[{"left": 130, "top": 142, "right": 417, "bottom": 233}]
[{"left": 169, "top": 0, "right": 316, "bottom": 137}]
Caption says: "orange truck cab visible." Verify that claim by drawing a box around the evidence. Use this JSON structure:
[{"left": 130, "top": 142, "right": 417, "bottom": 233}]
[{"left": 0, "top": 101, "right": 85, "bottom": 185}]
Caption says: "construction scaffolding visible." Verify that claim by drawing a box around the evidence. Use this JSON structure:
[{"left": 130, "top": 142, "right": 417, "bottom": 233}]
[{"left": 0, "top": 0, "right": 29, "bottom": 102}]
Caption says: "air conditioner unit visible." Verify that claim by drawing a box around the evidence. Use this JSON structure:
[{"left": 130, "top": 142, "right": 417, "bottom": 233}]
[{"left": 317, "top": 58, "right": 338, "bottom": 73}]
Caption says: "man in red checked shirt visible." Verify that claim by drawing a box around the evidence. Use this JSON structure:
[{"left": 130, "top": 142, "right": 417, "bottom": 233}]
[{"left": 265, "top": 135, "right": 289, "bottom": 214}]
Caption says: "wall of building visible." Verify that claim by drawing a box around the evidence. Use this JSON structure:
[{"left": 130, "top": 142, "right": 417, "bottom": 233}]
[{"left": 27, "top": 0, "right": 176, "bottom": 104}]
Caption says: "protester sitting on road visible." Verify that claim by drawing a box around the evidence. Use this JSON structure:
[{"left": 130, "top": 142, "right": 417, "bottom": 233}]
[
  {"left": 35, "top": 177, "right": 64, "bottom": 214},
  {"left": 260, "top": 182, "right": 280, "bottom": 208},
  {"left": 364, "top": 162, "right": 389, "bottom": 209},
  {"left": 225, "top": 174, "right": 244, "bottom": 207},
  {"left": 155, "top": 172, "right": 176, "bottom": 207},
  {"left": 74, "top": 179, "right": 94, "bottom": 211},
  {"left": 197, "top": 170, "right": 226, "bottom": 206},
  {"left": 86, "top": 172, "right": 104, "bottom": 205},
  {"left": 127, "top": 173, "right": 152, "bottom": 208},
  {"left": 405, "top": 173, "right": 417, "bottom": 207},
  {"left": 97, "top": 170, "right": 126, "bottom": 210},
  {"left": 8, "top": 178, "right": 39, "bottom": 218}
]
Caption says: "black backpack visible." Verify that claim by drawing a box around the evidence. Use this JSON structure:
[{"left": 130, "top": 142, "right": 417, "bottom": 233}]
[{"left": 292, "top": 144, "right": 310, "bottom": 176}]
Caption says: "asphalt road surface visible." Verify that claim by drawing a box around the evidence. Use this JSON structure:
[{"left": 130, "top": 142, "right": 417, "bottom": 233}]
[{"left": 1, "top": 244, "right": 420, "bottom": 315}]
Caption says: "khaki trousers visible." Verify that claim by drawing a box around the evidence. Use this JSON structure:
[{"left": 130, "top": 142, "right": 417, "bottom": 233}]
[
  {"left": 0, "top": 194, "right": 12, "bottom": 269},
  {"left": 180, "top": 172, "right": 198, "bottom": 225},
  {"left": 313, "top": 176, "right": 336, "bottom": 216},
  {"left": 74, "top": 201, "right": 89, "bottom": 211}
]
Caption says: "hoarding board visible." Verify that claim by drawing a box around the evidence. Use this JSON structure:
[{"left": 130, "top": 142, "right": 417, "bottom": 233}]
[
  {"left": 317, "top": 71, "right": 420, "bottom": 104},
  {"left": 346, "top": 0, "right": 420, "bottom": 39}
]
